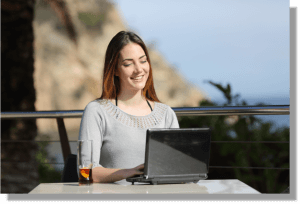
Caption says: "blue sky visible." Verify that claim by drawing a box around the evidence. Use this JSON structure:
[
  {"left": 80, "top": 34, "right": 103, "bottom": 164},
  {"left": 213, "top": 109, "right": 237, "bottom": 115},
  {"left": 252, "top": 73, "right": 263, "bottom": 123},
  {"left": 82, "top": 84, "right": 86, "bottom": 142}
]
[{"left": 113, "top": 0, "right": 290, "bottom": 101}]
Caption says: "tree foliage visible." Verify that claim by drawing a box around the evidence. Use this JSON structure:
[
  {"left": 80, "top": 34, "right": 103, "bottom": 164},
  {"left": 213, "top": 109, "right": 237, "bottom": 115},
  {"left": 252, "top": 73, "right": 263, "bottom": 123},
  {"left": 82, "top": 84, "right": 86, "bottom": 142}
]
[
  {"left": 35, "top": 138, "right": 62, "bottom": 183},
  {"left": 179, "top": 81, "right": 289, "bottom": 193}
]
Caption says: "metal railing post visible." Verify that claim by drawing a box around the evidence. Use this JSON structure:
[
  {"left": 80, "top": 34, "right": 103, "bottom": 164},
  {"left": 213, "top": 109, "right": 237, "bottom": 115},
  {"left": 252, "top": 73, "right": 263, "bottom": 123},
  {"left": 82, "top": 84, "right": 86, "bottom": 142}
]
[{"left": 56, "top": 118, "right": 71, "bottom": 164}]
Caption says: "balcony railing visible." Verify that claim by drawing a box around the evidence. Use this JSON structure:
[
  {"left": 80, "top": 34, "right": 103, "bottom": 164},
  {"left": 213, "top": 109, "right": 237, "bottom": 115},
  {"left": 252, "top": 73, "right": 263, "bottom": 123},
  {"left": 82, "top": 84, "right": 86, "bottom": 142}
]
[{"left": 1, "top": 105, "right": 290, "bottom": 165}]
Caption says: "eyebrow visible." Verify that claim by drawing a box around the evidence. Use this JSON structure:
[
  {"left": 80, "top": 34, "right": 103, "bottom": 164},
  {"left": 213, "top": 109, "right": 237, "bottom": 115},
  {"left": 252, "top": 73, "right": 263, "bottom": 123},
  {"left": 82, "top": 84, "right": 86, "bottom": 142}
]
[{"left": 122, "top": 55, "right": 146, "bottom": 62}]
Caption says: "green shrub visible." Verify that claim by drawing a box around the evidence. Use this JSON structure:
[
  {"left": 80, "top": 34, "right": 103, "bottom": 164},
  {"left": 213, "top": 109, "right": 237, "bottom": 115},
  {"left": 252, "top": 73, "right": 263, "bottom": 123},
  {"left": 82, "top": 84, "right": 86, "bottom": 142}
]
[{"left": 179, "top": 81, "right": 289, "bottom": 193}]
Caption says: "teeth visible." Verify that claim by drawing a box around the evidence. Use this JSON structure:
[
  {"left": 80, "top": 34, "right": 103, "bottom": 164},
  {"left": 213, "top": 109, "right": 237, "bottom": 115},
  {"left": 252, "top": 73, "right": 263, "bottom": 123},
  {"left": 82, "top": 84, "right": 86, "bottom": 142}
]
[{"left": 133, "top": 76, "right": 143, "bottom": 80}]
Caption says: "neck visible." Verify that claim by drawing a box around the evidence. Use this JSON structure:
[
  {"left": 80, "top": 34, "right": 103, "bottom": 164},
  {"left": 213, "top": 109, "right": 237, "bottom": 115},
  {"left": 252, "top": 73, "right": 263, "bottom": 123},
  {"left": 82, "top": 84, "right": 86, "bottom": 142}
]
[{"left": 117, "top": 89, "right": 146, "bottom": 106}]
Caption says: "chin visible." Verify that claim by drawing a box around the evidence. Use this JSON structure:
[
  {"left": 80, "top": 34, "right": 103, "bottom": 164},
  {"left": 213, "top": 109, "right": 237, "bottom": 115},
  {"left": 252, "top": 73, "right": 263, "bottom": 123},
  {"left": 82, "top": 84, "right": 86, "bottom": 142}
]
[{"left": 133, "top": 84, "right": 146, "bottom": 91}]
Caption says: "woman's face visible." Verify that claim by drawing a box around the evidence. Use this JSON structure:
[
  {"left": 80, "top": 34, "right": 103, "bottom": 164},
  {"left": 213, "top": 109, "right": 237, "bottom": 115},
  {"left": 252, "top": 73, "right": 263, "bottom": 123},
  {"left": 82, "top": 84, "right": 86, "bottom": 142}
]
[{"left": 116, "top": 43, "right": 150, "bottom": 93}]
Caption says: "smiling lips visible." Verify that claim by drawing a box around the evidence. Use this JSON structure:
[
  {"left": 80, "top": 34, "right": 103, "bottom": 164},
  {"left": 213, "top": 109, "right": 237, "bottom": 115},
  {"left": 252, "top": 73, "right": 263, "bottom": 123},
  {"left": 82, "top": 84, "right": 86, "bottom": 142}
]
[{"left": 131, "top": 75, "right": 144, "bottom": 80}]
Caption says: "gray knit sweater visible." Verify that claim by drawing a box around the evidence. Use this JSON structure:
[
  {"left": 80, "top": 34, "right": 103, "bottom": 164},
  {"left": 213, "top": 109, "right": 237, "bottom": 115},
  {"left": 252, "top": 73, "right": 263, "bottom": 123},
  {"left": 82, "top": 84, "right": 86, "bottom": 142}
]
[{"left": 77, "top": 99, "right": 179, "bottom": 171}]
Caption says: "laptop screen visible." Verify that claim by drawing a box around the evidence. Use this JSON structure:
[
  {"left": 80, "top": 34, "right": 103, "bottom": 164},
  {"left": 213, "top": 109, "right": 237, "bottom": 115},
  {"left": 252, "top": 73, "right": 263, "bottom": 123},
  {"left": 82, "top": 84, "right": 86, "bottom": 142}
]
[{"left": 145, "top": 128, "right": 211, "bottom": 177}]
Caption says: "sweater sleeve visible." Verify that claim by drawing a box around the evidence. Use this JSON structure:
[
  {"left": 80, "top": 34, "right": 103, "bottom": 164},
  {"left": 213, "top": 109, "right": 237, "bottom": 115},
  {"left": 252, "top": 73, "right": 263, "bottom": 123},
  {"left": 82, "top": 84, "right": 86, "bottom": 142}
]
[
  {"left": 166, "top": 106, "right": 180, "bottom": 128},
  {"left": 77, "top": 101, "right": 104, "bottom": 177}
]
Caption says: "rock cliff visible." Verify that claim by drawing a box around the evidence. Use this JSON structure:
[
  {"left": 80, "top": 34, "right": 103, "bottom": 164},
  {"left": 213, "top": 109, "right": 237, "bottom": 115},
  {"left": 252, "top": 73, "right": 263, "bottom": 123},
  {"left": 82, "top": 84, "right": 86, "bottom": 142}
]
[{"left": 33, "top": 0, "right": 208, "bottom": 140}]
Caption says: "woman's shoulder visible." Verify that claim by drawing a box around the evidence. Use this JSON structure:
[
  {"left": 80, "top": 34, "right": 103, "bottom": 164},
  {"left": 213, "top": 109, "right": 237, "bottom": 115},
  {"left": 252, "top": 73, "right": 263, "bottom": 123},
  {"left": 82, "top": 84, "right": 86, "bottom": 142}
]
[
  {"left": 152, "top": 101, "right": 174, "bottom": 114},
  {"left": 84, "top": 98, "right": 110, "bottom": 111},
  {"left": 152, "top": 100, "right": 170, "bottom": 108}
]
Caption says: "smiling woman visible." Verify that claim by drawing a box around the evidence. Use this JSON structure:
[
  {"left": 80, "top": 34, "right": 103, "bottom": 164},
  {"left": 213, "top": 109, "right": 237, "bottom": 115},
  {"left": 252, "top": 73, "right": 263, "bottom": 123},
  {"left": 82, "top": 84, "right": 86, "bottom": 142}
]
[
  {"left": 101, "top": 31, "right": 159, "bottom": 115},
  {"left": 114, "top": 43, "right": 152, "bottom": 115},
  {"left": 77, "top": 31, "right": 180, "bottom": 183}
]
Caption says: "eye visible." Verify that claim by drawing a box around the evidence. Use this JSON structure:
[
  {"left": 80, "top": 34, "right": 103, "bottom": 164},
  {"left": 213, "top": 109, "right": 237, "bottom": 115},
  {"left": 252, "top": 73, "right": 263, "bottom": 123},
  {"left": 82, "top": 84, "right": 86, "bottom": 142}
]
[
  {"left": 141, "top": 60, "right": 147, "bottom": 64},
  {"left": 123, "top": 64, "right": 131, "bottom": 67}
]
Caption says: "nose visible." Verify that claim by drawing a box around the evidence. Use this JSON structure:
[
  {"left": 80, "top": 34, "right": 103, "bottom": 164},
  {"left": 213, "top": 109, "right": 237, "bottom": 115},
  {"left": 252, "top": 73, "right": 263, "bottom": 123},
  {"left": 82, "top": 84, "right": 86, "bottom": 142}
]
[{"left": 134, "top": 62, "right": 143, "bottom": 73}]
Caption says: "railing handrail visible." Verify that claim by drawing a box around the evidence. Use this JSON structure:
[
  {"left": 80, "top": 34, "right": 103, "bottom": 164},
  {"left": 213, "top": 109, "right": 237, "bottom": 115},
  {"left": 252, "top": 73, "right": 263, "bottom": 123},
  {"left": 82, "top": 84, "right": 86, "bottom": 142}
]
[
  {"left": 0, "top": 105, "right": 290, "bottom": 119},
  {"left": 1, "top": 105, "right": 290, "bottom": 164}
]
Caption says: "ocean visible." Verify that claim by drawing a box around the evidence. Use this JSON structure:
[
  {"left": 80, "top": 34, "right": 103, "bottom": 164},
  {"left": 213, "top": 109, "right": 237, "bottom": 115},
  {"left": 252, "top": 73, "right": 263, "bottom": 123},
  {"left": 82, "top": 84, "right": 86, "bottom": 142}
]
[{"left": 214, "top": 96, "right": 290, "bottom": 132}]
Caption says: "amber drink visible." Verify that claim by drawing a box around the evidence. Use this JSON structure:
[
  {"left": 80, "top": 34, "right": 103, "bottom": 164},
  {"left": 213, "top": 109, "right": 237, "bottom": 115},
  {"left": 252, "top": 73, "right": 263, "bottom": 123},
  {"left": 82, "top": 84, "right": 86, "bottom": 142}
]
[
  {"left": 79, "top": 167, "right": 93, "bottom": 185},
  {"left": 78, "top": 140, "right": 93, "bottom": 186}
]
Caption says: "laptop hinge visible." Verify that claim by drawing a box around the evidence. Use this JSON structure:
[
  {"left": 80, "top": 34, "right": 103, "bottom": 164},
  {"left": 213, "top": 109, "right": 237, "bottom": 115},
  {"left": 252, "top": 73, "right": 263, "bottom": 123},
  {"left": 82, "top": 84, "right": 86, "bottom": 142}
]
[{"left": 145, "top": 174, "right": 206, "bottom": 178}]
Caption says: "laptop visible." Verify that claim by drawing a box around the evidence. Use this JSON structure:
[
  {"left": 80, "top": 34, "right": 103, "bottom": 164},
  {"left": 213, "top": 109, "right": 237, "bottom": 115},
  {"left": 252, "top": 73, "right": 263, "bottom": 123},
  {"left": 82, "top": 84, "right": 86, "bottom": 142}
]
[{"left": 126, "top": 128, "right": 211, "bottom": 185}]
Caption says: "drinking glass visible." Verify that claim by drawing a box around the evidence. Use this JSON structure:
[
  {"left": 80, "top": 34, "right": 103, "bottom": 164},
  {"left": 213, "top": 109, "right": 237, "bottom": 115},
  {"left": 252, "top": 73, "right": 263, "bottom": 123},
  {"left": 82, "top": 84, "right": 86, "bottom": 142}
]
[{"left": 77, "top": 140, "right": 93, "bottom": 185}]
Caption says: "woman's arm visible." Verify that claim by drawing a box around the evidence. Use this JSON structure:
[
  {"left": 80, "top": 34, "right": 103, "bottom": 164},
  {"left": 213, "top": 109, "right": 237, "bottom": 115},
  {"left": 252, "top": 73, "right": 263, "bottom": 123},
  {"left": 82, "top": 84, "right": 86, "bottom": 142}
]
[{"left": 92, "top": 164, "right": 144, "bottom": 183}]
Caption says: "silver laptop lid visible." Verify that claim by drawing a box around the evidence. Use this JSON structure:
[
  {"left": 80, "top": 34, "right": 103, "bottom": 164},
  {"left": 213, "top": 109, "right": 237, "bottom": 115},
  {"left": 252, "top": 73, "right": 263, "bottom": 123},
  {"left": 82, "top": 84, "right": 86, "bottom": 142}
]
[{"left": 144, "top": 128, "right": 211, "bottom": 178}]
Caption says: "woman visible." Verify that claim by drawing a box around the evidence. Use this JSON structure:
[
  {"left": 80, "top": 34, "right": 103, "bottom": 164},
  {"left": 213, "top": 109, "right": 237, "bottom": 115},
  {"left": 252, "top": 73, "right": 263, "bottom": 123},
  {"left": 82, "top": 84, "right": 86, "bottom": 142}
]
[{"left": 78, "top": 31, "right": 179, "bottom": 183}]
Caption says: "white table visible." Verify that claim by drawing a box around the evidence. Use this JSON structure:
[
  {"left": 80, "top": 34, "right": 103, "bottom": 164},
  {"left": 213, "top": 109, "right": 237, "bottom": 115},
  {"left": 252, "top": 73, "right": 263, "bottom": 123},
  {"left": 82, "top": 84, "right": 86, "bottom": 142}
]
[{"left": 29, "top": 179, "right": 261, "bottom": 194}]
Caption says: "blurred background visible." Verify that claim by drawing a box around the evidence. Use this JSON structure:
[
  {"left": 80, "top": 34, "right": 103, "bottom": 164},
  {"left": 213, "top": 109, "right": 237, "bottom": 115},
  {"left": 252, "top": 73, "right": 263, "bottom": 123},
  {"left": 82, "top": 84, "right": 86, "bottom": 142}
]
[{"left": 1, "top": 0, "right": 289, "bottom": 194}]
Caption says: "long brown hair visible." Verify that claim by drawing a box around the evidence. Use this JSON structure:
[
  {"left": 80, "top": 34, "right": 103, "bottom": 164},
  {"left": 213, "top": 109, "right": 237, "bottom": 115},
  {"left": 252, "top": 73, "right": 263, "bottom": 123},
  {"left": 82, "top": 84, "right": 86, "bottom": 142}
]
[{"left": 100, "top": 31, "right": 160, "bottom": 102}]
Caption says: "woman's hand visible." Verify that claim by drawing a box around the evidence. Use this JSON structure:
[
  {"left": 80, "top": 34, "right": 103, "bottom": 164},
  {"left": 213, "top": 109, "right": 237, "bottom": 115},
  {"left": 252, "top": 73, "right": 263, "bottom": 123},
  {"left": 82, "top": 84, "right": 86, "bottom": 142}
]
[
  {"left": 92, "top": 164, "right": 144, "bottom": 183},
  {"left": 122, "top": 164, "right": 144, "bottom": 179}
]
